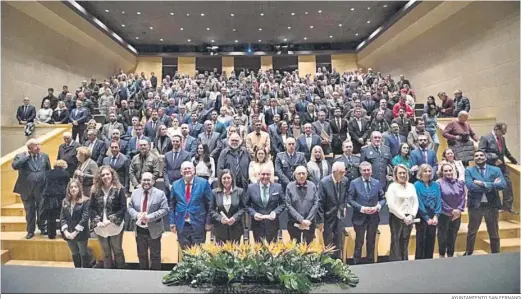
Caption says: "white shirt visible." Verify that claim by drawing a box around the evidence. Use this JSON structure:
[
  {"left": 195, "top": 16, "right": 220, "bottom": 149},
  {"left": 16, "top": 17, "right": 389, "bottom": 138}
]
[
  {"left": 223, "top": 192, "right": 232, "bottom": 213},
  {"left": 386, "top": 182, "right": 419, "bottom": 220}
]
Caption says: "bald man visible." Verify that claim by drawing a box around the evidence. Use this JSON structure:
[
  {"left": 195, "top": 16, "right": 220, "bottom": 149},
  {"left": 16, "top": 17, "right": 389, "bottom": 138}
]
[{"left": 57, "top": 132, "right": 80, "bottom": 177}]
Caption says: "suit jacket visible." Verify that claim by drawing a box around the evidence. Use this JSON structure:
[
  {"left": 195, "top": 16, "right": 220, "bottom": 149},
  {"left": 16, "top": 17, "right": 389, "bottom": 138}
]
[
  {"left": 169, "top": 176, "right": 212, "bottom": 233},
  {"left": 74, "top": 158, "right": 98, "bottom": 189},
  {"left": 84, "top": 139, "right": 107, "bottom": 165},
  {"left": 60, "top": 198, "right": 91, "bottom": 241},
  {"left": 101, "top": 122, "right": 125, "bottom": 141},
  {"left": 392, "top": 116, "right": 412, "bottom": 138},
  {"left": 335, "top": 154, "right": 361, "bottom": 181},
  {"left": 348, "top": 118, "right": 370, "bottom": 149},
  {"left": 163, "top": 150, "right": 192, "bottom": 189},
  {"left": 57, "top": 142, "right": 80, "bottom": 177},
  {"left": 126, "top": 135, "right": 152, "bottom": 157},
  {"left": 360, "top": 144, "right": 393, "bottom": 190},
  {"left": 197, "top": 132, "right": 223, "bottom": 159},
  {"left": 285, "top": 181, "right": 320, "bottom": 224},
  {"left": 246, "top": 182, "right": 285, "bottom": 217},
  {"left": 478, "top": 133, "right": 518, "bottom": 171},
  {"left": 16, "top": 105, "right": 37, "bottom": 123},
  {"left": 182, "top": 135, "right": 198, "bottom": 157},
  {"left": 69, "top": 108, "right": 89, "bottom": 125},
  {"left": 383, "top": 132, "right": 407, "bottom": 157},
  {"left": 144, "top": 120, "right": 163, "bottom": 139},
  {"left": 318, "top": 175, "right": 349, "bottom": 223},
  {"left": 274, "top": 151, "right": 307, "bottom": 186},
  {"left": 272, "top": 131, "right": 294, "bottom": 154},
  {"left": 175, "top": 113, "right": 190, "bottom": 125},
  {"left": 410, "top": 148, "right": 439, "bottom": 178},
  {"left": 104, "top": 139, "right": 128, "bottom": 155},
  {"left": 128, "top": 187, "right": 169, "bottom": 239},
  {"left": 51, "top": 109, "right": 70, "bottom": 124},
  {"left": 296, "top": 134, "right": 322, "bottom": 161},
  {"left": 129, "top": 153, "right": 160, "bottom": 187},
  {"left": 465, "top": 165, "right": 506, "bottom": 208},
  {"left": 102, "top": 154, "right": 129, "bottom": 188},
  {"left": 188, "top": 122, "right": 204, "bottom": 138},
  {"left": 347, "top": 177, "right": 386, "bottom": 226},
  {"left": 265, "top": 107, "right": 284, "bottom": 126},
  {"left": 12, "top": 152, "right": 51, "bottom": 199},
  {"left": 210, "top": 188, "right": 246, "bottom": 240},
  {"left": 122, "top": 109, "right": 142, "bottom": 127},
  {"left": 153, "top": 136, "right": 173, "bottom": 155}
]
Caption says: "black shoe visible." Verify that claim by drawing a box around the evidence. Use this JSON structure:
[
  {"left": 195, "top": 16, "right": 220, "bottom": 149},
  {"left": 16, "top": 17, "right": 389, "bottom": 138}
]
[
  {"left": 48, "top": 235, "right": 56, "bottom": 239},
  {"left": 25, "top": 233, "right": 35, "bottom": 239},
  {"left": 40, "top": 229, "right": 48, "bottom": 236},
  {"left": 462, "top": 251, "right": 472, "bottom": 256}
]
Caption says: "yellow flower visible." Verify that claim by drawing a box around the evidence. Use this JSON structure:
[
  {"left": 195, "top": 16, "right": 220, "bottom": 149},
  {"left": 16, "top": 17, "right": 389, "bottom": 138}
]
[
  {"left": 296, "top": 242, "right": 310, "bottom": 256},
  {"left": 283, "top": 239, "right": 297, "bottom": 253},
  {"left": 222, "top": 241, "right": 236, "bottom": 253},
  {"left": 183, "top": 245, "right": 202, "bottom": 256},
  {"left": 201, "top": 242, "right": 222, "bottom": 256}
]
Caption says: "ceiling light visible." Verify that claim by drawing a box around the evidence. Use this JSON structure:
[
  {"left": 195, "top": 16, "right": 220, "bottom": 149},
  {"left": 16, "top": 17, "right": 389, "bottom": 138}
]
[
  {"left": 211, "top": 40, "right": 215, "bottom": 43},
  {"left": 186, "top": 13, "right": 190, "bottom": 16},
  {"left": 258, "top": 28, "right": 262, "bottom": 31},
  {"left": 105, "top": 9, "right": 109, "bottom": 12},
  {"left": 206, "top": 28, "right": 210, "bottom": 31},
  {"left": 291, "top": 12, "right": 295, "bottom": 16},
  {"left": 260, "top": 13, "right": 264, "bottom": 16},
  {"left": 304, "top": 37, "right": 307, "bottom": 40},
  {"left": 287, "top": 26, "right": 291, "bottom": 29},
  {"left": 351, "top": 8, "right": 355, "bottom": 11},
  {"left": 121, "top": 24, "right": 125, "bottom": 27},
  {"left": 310, "top": 25, "right": 314, "bottom": 28},
  {"left": 338, "top": 24, "right": 342, "bottom": 27},
  {"left": 170, "top": 12, "right": 174, "bottom": 16},
  {"left": 233, "top": 28, "right": 236, "bottom": 31},
  {"left": 137, "top": 12, "right": 141, "bottom": 15},
  {"left": 318, "top": 10, "right": 322, "bottom": 13},
  {"left": 122, "top": 11, "right": 125, "bottom": 14},
  {"left": 180, "top": 28, "right": 184, "bottom": 30},
  {"left": 355, "top": 33, "right": 359, "bottom": 36},
  {"left": 149, "top": 27, "right": 153, "bottom": 30},
  {"left": 160, "top": 38, "right": 163, "bottom": 41},
  {"left": 235, "top": 40, "right": 238, "bottom": 43},
  {"left": 383, "top": 4, "right": 388, "bottom": 7},
  {"left": 200, "top": 13, "right": 205, "bottom": 16},
  {"left": 305, "top": 12, "right": 308, "bottom": 14},
  {"left": 367, "top": 7, "right": 371, "bottom": 10},
  {"left": 329, "top": 35, "right": 333, "bottom": 38},
  {"left": 283, "top": 38, "right": 287, "bottom": 42},
  {"left": 367, "top": 20, "right": 371, "bottom": 23},
  {"left": 135, "top": 37, "right": 139, "bottom": 39},
  {"left": 230, "top": 13, "right": 234, "bottom": 16},
  {"left": 258, "top": 39, "right": 262, "bottom": 42},
  {"left": 187, "top": 39, "right": 191, "bottom": 42}
]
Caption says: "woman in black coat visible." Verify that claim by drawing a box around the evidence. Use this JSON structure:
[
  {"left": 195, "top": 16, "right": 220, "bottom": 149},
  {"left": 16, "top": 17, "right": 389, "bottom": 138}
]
[
  {"left": 42, "top": 160, "right": 70, "bottom": 239},
  {"left": 210, "top": 169, "right": 246, "bottom": 243}
]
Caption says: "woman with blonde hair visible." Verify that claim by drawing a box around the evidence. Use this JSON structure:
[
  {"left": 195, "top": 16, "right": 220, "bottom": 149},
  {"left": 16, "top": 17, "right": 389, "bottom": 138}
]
[
  {"left": 89, "top": 165, "right": 127, "bottom": 269},
  {"left": 307, "top": 145, "right": 331, "bottom": 185},
  {"left": 60, "top": 179, "right": 92, "bottom": 267},
  {"left": 42, "top": 160, "right": 70, "bottom": 239},
  {"left": 414, "top": 164, "right": 442, "bottom": 260},
  {"left": 386, "top": 164, "right": 419, "bottom": 261},
  {"left": 248, "top": 147, "right": 274, "bottom": 184},
  {"left": 74, "top": 147, "right": 98, "bottom": 197}
]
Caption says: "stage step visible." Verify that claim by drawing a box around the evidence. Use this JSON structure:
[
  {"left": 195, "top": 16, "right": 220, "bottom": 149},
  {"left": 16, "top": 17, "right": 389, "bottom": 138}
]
[
  {"left": 408, "top": 250, "right": 487, "bottom": 260},
  {"left": 5, "top": 260, "right": 74, "bottom": 268},
  {"left": 482, "top": 238, "right": 521, "bottom": 253},
  {"left": 1, "top": 216, "right": 27, "bottom": 232},
  {"left": 1, "top": 250, "right": 11, "bottom": 264},
  {"left": 2, "top": 203, "right": 25, "bottom": 216}
]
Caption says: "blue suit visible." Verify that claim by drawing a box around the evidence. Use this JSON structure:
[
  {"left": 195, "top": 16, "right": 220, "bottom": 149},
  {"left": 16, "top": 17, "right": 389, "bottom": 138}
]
[
  {"left": 465, "top": 165, "right": 506, "bottom": 209},
  {"left": 169, "top": 176, "right": 212, "bottom": 247},
  {"left": 410, "top": 148, "right": 438, "bottom": 179},
  {"left": 126, "top": 136, "right": 151, "bottom": 157},
  {"left": 383, "top": 132, "right": 406, "bottom": 157}
]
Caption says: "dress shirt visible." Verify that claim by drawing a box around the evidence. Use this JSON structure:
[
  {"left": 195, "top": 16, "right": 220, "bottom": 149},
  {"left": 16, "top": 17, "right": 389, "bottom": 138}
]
[{"left": 223, "top": 192, "right": 232, "bottom": 213}]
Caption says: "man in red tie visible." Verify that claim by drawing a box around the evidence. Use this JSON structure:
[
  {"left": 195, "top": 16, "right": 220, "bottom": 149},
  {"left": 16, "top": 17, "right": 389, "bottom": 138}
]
[{"left": 169, "top": 161, "right": 212, "bottom": 249}]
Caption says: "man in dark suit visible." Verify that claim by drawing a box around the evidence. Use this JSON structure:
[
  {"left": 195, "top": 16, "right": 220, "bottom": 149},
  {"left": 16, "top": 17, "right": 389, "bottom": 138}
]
[
  {"left": 335, "top": 141, "right": 361, "bottom": 182},
  {"left": 69, "top": 100, "right": 89, "bottom": 143},
  {"left": 41, "top": 87, "right": 59, "bottom": 110},
  {"left": 180, "top": 124, "right": 198, "bottom": 158},
  {"left": 296, "top": 123, "right": 322, "bottom": 161},
  {"left": 410, "top": 134, "right": 438, "bottom": 180},
  {"left": 12, "top": 139, "right": 51, "bottom": 239},
  {"left": 16, "top": 97, "right": 36, "bottom": 125},
  {"left": 102, "top": 112, "right": 125, "bottom": 141},
  {"left": 105, "top": 129, "right": 128, "bottom": 155},
  {"left": 103, "top": 142, "right": 130, "bottom": 190},
  {"left": 188, "top": 111, "right": 203, "bottom": 138},
  {"left": 360, "top": 131, "right": 393, "bottom": 190},
  {"left": 122, "top": 101, "right": 142, "bottom": 128},
  {"left": 318, "top": 162, "right": 349, "bottom": 257},
  {"left": 348, "top": 108, "right": 370, "bottom": 154},
  {"left": 330, "top": 108, "right": 349, "bottom": 155},
  {"left": 347, "top": 161, "right": 386, "bottom": 264},
  {"left": 392, "top": 107, "right": 412, "bottom": 138},
  {"left": 464, "top": 150, "right": 506, "bottom": 255},
  {"left": 126, "top": 124, "right": 151, "bottom": 159},
  {"left": 312, "top": 111, "right": 333, "bottom": 155},
  {"left": 57, "top": 132, "right": 79, "bottom": 177},
  {"left": 275, "top": 137, "right": 307, "bottom": 190},
  {"left": 478, "top": 122, "right": 519, "bottom": 213},
  {"left": 163, "top": 135, "right": 192, "bottom": 198},
  {"left": 246, "top": 165, "right": 285, "bottom": 242},
  {"left": 51, "top": 101, "right": 70, "bottom": 124},
  {"left": 383, "top": 123, "right": 407, "bottom": 157},
  {"left": 198, "top": 120, "right": 223, "bottom": 160},
  {"left": 144, "top": 110, "right": 163, "bottom": 139},
  {"left": 150, "top": 72, "right": 158, "bottom": 89},
  {"left": 175, "top": 105, "right": 191, "bottom": 125},
  {"left": 264, "top": 98, "right": 284, "bottom": 126},
  {"left": 84, "top": 129, "right": 107, "bottom": 165}
]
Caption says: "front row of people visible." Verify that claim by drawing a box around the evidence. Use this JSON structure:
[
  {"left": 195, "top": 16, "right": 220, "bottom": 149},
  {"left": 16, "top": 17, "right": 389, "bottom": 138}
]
[{"left": 43, "top": 148, "right": 508, "bottom": 269}]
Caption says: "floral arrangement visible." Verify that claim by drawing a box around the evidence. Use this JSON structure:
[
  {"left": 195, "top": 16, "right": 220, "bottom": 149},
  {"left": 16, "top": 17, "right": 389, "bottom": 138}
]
[{"left": 162, "top": 240, "right": 359, "bottom": 293}]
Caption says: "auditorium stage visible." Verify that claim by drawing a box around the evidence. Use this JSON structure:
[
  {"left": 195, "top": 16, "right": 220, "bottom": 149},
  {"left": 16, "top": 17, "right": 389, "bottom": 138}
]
[{"left": 2, "top": 252, "right": 519, "bottom": 293}]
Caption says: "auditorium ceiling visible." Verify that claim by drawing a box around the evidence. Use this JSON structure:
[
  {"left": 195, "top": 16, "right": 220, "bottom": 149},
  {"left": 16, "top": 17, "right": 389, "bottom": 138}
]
[{"left": 78, "top": 1, "right": 407, "bottom": 49}]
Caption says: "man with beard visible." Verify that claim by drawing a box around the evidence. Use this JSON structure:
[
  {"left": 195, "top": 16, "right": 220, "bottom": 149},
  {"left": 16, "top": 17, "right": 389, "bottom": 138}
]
[
  {"left": 217, "top": 133, "right": 251, "bottom": 189},
  {"left": 246, "top": 120, "right": 271, "bottom": 160},
  {"left": 129, "top": 140, "right": 160, "bottom": 190}
]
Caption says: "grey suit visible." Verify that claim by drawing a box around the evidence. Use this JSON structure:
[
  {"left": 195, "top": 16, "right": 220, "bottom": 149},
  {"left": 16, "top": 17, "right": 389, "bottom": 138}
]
[
  {"left": 74, "top": 159, "right": 98, "bottom": 197},
  {"left": 128, "top": 187, "right": 169, "bottom": 270},
  {"left": 285, "top": 180, "right": 320, "bottom": 244},
  {"left": 246, "top": 183, "right": 285, "bottom": 242},
  {"left": 198, "top": 131, "right": 223, "bottom": 159},
  {"left": 102, "top": 122, "right": 125, "bottom": 141},
  {"left": 12, "top": 152, "right": 51, "bottom": 233},
  {"left": 312, "top": 120, "right": 333, "bottom": 155}
]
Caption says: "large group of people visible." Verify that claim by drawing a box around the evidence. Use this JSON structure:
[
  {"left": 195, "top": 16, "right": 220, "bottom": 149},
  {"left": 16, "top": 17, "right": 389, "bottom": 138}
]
[{"left": 12, "top": 66, "right": 517, "bottom": 270}]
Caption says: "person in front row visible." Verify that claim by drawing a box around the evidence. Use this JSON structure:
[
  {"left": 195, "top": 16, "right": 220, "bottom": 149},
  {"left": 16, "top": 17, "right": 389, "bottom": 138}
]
[
  {"left": 128, "top": 172, "right": 169, "bottom": 270},
  {"left": 90, "top": 166, "right": 127, "bottom": 269},
  {"left": 464, "top": 150, "right": 506, "bottom": 256},
  {"left": 210, "top": 169, "right": 246, "bottom": 243},
  {"left": 347, "top": 161, "right": 386, "bottom": 264},
  {"left": 386, "top": 164, "right": 419, "bottom": 262},
  {"left": 246, "top": 165, "right": 285, "bottom": 243},
  {"left": 414, "top": 164, "right": 441, "bottom": 260},
  {"left": 60, "top": 179, "right": 92, "bottom": 268},
  {"left": 318, "top": 162, "right": 350, "bottom": 259},
  {"left": 436, "top": 162, "right": 466, "bottom": 258},
  {"left": 169, "top": 161, "right": 212, "bottom": 249},
  {"left": 285, "top": 166, "right": 320, "bottom": 244}
]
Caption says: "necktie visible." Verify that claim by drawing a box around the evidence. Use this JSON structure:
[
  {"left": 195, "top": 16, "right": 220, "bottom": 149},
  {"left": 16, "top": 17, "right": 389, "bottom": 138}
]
[
  {"left": 185, "top": 182, "right": 191, "bottom": 204},
  {"left": 23, "top": 106, "right": 27, "bottom": 116},
  {"left": 497, "top": 136, "right": 502, "bottom": 152},
  {"left": 262, "top": 185, "right": 269, "bottom": 207},
  {"left": 423, "top": 150, "right": 428, "bottom": 163},
  {"left": 111, "top": 157, "right": 117, "bottom": 167},
  {"left": 182, "top": 138, "right": 187, "bottom": 150},
  {"left": 235, "top": 153, "right": 241, "bottom": 176},
  {"left": 306, "top": 136, "right": 312, "bottom": 149},
  {"left": 365, "top": 180, "right": 371, "bottom": 194},
  {"left": 337, "top": 118, "right": 341, "bottom": 130},
  {"left": 141, "top": 190, "right": 149, "bottom": 225},
  {"left": 375, "top": 147, "right": 380, "bottom": 154},
  {"left": 480, "top": 167, "right": 486, "bottom": 177},
  {"left": 174, "top": 151, "right": 179, "bottom": 162},
  {"left": 336, "top": 182, "right": 341, "bottom": 200},
  {"left": 394, "top": 134, "right": 399, "bottom": 143}
]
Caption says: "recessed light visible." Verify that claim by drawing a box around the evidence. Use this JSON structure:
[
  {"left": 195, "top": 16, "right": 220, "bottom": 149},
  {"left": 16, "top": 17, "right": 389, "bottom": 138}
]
[
  {"left": 291, "top": 12, "right": 295, "bottom": 16},
  {"left": 287, "top": 26, "right": 291, "bottom": 29},
  {"left": 310, "top": 25, "right": 314, "bottom": 28},
  {"left": 338, "top": 24, "right": 342, "bottom": 27},
  {"left": 187, "top": 39, "right": 191, "bottom": 42},
  {"left": 260, "top": 13, "right": 264, "bottom": 16},
  {"left": 355, "top": 33, "right": 359, "bottom": 36},
  {"left": 180, "top": 28, "right": 184, "bottom": 30},
  {"left": 368, "top": 7, "right": 371, "bottom": 10},
  {"left": 137, "top": 12, "right": 141, "bottom": 15},
  {"left": 170, "top": 12, "right": 174, "bottom": 16},
  {"left": 160, "top": 38, "right": 163, "bottom": 41},
  {"left": 105, "top": 9, "right": 109, "bottom": 12},
  {"left": 258, "top": 39, "right": 262, "bottom": 42},
  {"left": 258, "top": 28, "right": 262, "bottom": 31},
  {"left": 351, "top": 8, "right": 355, "bottom": 11},
  {"left": 367, "top": 20, "right": 371, "bottom": 23},
  {"left": 230, "top": 13, "right": 234, "bottom": 16},
  {"left": 318, "top": 10, "right": 322, "bottom": 13},
  {"left": 283, "top": 38, "right": 287, "bottom": 42},
  {"left": 304, "top": 37, "right": 307, "bottom": 40},
  {"left": 149, "top": 27, "right": 153, "bottom": 30},
  {"left": 329, "top": 35, "right": 333, "bottom": 38},
  {"left": 235, "top": 40, "right": 238, "bottom": 43},
  {"left": 201, "top": 13, "right": 205, "bottom": 16},
  {"left": 206, "top": 28, "right": 210, "bottom": 31},
  {"left": 122, "top": 11, "right": 125, "bottom": 14},
  {"left": 186, "top": 13, "right": 190, "bottom": 16},
  {"left": 121, "top": 24, "right": 125, "bottom": 27},
  {"left": 211, "top": 40, "right": 215, "bottom": 43},
  {"left": 233, "top": 28, "right": 236, "bottom": 31},
  {"left": 305, "top": 12, "right": 308, "bottom": 14},
  {"left": 383, "top": 4, "right": 388, "bottom": 7},
  {"left": 135, "top": 37, "right": 139, "bottom": 40}
]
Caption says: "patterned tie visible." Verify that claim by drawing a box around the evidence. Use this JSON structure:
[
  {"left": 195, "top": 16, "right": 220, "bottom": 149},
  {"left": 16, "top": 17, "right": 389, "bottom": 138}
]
[
  {"left": 423, "top": 150, "right": 428, "bottom": 164},
  {"left": 480, "top": 167, "right": 486, "bottom": 177}
]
